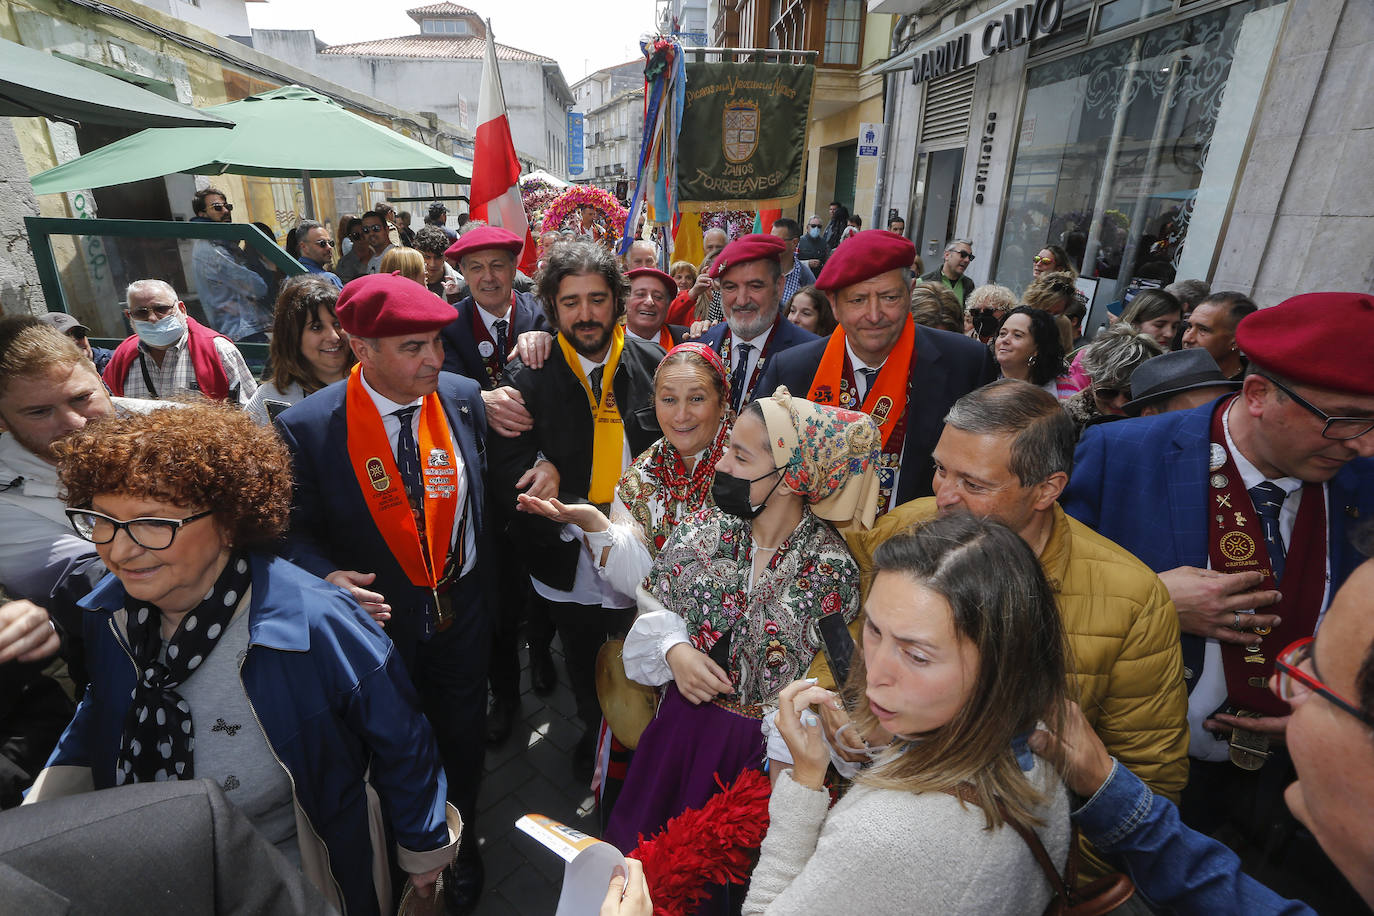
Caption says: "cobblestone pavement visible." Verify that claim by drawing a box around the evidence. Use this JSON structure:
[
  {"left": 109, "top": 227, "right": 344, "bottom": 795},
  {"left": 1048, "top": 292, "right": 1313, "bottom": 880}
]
[{"left": 471, "top": 640, "right": 598, "bottom": 915}]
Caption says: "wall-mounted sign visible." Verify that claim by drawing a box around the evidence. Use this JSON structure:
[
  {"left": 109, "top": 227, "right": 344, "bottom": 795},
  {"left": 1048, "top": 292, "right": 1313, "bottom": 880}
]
[
  {"left": 857, "top": 122, "right": 883, "bottom": 158},
  {"left": 907, "top": 0, "right": 1063, "bottom": 84},
  {"left": 974, "top": 112, "right": 997, "bottom": 205}
]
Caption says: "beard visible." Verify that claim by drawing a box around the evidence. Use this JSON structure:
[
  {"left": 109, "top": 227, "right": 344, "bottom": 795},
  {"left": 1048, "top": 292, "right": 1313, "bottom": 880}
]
[
  {"left": 726, "top": 303, "right": 777, "bottom": 341},
  {"left": 566, "top": 320, "right": 614, "bottom": 357}
]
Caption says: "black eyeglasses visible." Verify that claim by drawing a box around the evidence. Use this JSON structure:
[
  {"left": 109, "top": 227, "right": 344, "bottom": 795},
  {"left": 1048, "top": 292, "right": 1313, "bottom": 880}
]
[
  {"left": 1265, "top": 376, "right": 1374, "bottom": 441},
  {"left": 1273, "top": 637, "right": 1374, "bottom": 728},
  {"left": 66, "top": 508, "right": 214, "bottom": 550},
  {"left": 209, "top": 202, "right": 233, "bottom": 213},
  {"left": 312, "top": 239, "right": 335, "bottom": 248},
  {"left": 360, "top": 224, "right": 386, "bottom": 234},
  {"left": 951, "top": 250, "right": 975, "bottom": 261},
  {"left": 127, "top": 304, "right": 177, "bottom": 321}
]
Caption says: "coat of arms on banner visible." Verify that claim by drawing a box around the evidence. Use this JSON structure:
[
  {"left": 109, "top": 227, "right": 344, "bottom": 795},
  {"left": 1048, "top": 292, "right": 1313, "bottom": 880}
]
[{"left": 722, "top": 99, "right": 759, "bottom": 163}]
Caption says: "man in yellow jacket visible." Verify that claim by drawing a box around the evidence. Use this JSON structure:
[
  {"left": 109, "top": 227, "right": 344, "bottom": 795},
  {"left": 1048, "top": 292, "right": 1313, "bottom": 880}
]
[{"left": 846, "top": 379, "right": 1189, "bottom": 802}]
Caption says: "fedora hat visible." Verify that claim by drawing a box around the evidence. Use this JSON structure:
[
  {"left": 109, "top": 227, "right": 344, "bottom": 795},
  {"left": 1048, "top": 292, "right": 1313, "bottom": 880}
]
[{"left": 1122, "top": 349, "right": 1241, "bottom": 416}]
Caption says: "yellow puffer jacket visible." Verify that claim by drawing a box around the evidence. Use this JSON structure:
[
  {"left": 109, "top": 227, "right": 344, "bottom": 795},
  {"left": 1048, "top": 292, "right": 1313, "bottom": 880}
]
[{"left": 842, "top": 499, "right": 1189, "bottom": 802}]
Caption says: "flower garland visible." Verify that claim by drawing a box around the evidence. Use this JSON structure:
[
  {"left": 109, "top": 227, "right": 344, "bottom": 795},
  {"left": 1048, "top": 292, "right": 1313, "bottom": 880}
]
[
  {"left": 628, "top": 768, "right": 771, "bottom": 916},
  {"left": 519, "top": 175, "right": 564, "bottom": 228},
  {"left": 541, "top": 186, "right": 629, "bottom": 238}
]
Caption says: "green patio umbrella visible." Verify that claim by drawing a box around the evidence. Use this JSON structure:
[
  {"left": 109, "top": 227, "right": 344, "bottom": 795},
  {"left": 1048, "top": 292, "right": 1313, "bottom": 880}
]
[
  {"left": 0, "top": 36, "right": 233, "bottom": 129},
  {"left": 30, "top": 85, "right": 472, "bottom": 209}
]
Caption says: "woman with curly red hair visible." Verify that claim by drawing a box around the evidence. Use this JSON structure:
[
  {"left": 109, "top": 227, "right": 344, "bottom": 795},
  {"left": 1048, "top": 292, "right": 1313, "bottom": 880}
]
[{"left": 30, "top": 403, "right": 459, "bottom": 915}]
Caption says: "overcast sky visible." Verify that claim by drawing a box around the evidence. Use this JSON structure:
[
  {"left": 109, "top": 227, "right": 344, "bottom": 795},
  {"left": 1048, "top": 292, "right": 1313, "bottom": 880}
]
[{"left": 248, "top": 0, "right": 656, "bottom": 84}]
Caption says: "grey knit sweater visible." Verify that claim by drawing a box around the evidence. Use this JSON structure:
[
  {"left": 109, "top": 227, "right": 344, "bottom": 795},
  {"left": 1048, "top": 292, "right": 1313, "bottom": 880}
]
[{"left": 743, "top": 765, "right": 1070, "bottom": 914}]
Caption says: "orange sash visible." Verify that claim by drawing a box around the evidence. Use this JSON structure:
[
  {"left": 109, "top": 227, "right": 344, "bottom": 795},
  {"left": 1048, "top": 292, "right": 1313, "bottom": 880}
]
[
  {"left": 658, "top": 326, "right": 674, "bottom": 350},
  {"left": 806, "top": 315, "right": 916, "bottom": 450},
  {"left": 345, "top": 366, "right": 460, "bottom": 590}
]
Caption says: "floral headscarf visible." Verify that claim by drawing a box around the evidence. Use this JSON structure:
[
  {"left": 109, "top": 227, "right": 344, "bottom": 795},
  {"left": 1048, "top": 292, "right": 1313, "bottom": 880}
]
[{"left": 755, "top": 385, "right": 882, "bottom": 531}]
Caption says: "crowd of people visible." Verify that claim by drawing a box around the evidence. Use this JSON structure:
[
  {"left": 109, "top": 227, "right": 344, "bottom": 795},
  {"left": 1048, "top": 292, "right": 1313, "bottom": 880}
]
[{"left": 0, "top": 183, "right": 1372, "bottom": 916}]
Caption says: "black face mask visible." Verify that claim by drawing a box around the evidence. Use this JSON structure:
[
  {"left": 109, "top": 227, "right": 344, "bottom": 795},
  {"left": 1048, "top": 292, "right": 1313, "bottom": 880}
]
[
  {"left": 971, "top": 309, "right": 1001, "bottom": 340},
  {"left": 712, "top": 468, "right": 784, "bottom": 520}
]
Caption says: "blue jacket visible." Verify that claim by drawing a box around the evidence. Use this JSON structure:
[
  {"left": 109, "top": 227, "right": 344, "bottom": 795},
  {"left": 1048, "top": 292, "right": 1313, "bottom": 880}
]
[
  {"left": 33, "top": 553, "right": 455, "bottom": 916},
  {"left": 440, "top": 290, "right": 548, "bottom": 385},
  {"left": 298, "top": 256, "right": 343, "bottom": 289},
  {"left": 1075, "top": 760, "right": 1314, "bottom": 914},
  {"left": 275, "top": 372, "right": 489, "bottom": 661},
  {"left": 1062, "top": 398, "right": 1374, "bottom": 692},
  {"left": 696, "top": 315, "right": 818, "bottom": 404}
]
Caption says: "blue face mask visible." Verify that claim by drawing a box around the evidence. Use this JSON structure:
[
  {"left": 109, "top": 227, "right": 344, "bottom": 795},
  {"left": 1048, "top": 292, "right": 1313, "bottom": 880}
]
[
  {"left": 808, "top": 227, "right": 821, "bottom": 239},
  {"left": 132, "top": 313, "right": 185, "bottom": 348}
]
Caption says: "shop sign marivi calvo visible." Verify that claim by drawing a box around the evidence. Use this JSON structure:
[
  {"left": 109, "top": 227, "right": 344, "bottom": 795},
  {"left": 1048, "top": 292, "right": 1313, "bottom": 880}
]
[{"left": 910, "top": 0, "right": 1064, "bottom": 84}]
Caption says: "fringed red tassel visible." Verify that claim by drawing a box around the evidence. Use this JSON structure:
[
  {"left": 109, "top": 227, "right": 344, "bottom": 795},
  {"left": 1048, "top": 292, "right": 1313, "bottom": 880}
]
[{"left": 628, "top": 768, "right": 772, "bottom": 916}]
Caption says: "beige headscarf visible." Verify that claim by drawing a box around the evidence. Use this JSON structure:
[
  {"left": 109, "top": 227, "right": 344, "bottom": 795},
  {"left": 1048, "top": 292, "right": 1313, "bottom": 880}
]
[{"left": 755, "top": 385, "right": 882, "bottom": 531}]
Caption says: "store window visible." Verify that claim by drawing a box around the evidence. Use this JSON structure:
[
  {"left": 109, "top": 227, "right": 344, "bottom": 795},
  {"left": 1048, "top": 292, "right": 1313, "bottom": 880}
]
[
  {"left": 995, "top": 1, "right": 1285, "bottom": 303},
  {"left": 824, "top": 0, "right": 862, "bottom": 66}
]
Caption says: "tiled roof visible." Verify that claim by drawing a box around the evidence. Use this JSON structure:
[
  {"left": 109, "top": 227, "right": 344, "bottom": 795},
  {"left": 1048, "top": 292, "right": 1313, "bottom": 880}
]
[
  {"left": 406, "top": 2, "right": 480, "bottom": 17},
  {"left": 320, "top": 35, "right": 552, "bottom": 62}
]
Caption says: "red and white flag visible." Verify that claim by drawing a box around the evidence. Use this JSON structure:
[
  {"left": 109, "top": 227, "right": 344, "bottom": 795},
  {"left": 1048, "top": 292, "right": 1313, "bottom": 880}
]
[{"left": 470, "top": 20, "right": 536, "bottom": 274}]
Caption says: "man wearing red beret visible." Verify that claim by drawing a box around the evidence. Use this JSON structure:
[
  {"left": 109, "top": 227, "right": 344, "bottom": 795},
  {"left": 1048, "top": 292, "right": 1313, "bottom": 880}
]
[
  {"left": 1063, "top": 292, "right": 1374, "bottom": 910},
  {"left": 488, "top": 240, "right": 663, "bottom": 782},
  {"left": 696, "top": 234, "right": 819, "bottom": 414},
  {"left": 275, "top": 273, "right": 493, "bottom": 909},
  {"left": 755, "top": 230, "right": 996, "bottom": 515},
  {"left": 624, "top": 267, "right": 688, "bottom": 350},
  {"left": 437, "top": 227, "right": 560, "bottom": 745}
]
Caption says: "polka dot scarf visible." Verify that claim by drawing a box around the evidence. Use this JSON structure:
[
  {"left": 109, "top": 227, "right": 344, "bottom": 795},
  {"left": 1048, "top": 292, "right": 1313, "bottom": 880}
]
[{"left": 115, "top": 552, "right": 252, "bottom": 785}]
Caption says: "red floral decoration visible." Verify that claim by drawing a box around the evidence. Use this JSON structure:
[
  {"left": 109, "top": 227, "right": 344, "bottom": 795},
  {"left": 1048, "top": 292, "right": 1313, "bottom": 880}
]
[
  {"left": 628, "top": 768, "right": 772, "bottom": 916},
  {"left": 541, "top": 185, "right": 630, "bottom": 238}
]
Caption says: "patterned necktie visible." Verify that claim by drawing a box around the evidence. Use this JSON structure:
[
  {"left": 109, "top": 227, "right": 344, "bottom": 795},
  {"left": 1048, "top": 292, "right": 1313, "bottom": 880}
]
[
  {"left": 588, "top": 365, "right": 604, "bottom": 405},
  {"left": 393, "top": 406, "right": 425, "bottom": 537},
  {"left": 857, "top": 367, "right": 879, "bottom": 403},
  {"left": 493, "top": 318, "right": 509, "bottom": 363},
  {"left": 1249, "top": 481, "right": 1287, "bottom": 582},
  {"left": 730, "top": 343, "right": 754, "bottom": 413}
]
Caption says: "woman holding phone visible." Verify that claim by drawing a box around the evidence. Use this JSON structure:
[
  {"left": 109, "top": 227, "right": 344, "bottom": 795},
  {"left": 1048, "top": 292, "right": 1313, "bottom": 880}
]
[{"left": 744, "top": 514, "right": 1072, "bottom": 914}]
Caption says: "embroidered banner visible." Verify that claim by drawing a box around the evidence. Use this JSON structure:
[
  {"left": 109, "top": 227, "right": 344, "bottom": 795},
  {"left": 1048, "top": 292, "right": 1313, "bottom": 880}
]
[{"left": 678, "top": 61, "right": 815, "bottom": 211}]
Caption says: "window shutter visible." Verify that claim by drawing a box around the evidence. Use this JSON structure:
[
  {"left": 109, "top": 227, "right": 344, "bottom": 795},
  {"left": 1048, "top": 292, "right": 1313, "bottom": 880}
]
[{"left": 920, "top": 69, "right": 976, "bottom": 145}]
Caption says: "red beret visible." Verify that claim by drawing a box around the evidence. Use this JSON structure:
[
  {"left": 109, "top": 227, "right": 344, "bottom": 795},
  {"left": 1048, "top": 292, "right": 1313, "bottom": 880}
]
[
  {"left": 1235, "top": 292, "right": 1374, "bottom": 395},
  {"left": 626, "top": 267, "right": 676, "bottom": 298},
  {"left": 815, "top": 230, "right": 917, "bottom": 293},
  {"left": 709, "top": 234, "right": 785, "bottom": 279},
  {"left": 336, "top": 273, "right": 456, "bottom": 338},
  {"left": 443, "top": 225, "right": 523, "bottom": 265}
]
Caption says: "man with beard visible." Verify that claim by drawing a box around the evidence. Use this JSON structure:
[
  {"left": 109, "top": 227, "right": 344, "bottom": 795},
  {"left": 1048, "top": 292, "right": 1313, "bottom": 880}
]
[
  {"left": 757, "top": 231, "right": 996, "bottom": 515},
  {"left": 623, "top": 267, "right": 687, "bottom": 350},
  {"left": 696, "top": 234, "right": 818, "bottom": 415},
  {"left": 489, "top": 240, "right": 662, "bottom": 778}
]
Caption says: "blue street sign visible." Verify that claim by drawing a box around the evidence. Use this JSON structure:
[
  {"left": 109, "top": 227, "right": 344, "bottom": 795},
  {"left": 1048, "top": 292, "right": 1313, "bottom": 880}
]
[{"left": 568, "top": 111, "right": 585, "bottom": 176}]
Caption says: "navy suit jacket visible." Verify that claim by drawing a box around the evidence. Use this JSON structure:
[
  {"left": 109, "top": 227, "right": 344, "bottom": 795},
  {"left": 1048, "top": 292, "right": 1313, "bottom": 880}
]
[
  {"left": 754, "top": 325, "right": 998, "bottom": 504},
  {"left": 275, "top": 372, "right": 488, "bottom": 658},
  {"left": 439, "top": 290, "right": 548, "bottom": 385},
  {"left": 697, "top": 317, "right": 818, "bottom": 386},
  {"left": 1062, "top": 398, "right": 1374, "bottom": 690}
]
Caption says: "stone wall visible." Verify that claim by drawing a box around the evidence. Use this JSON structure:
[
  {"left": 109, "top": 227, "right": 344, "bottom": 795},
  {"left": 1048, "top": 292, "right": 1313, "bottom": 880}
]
[
  {"left": 1211, "top": 0, "right": 1374, "bottom": 303},
  {"left": 0, "top": 118, "right": 43, "bottom": 316}
]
